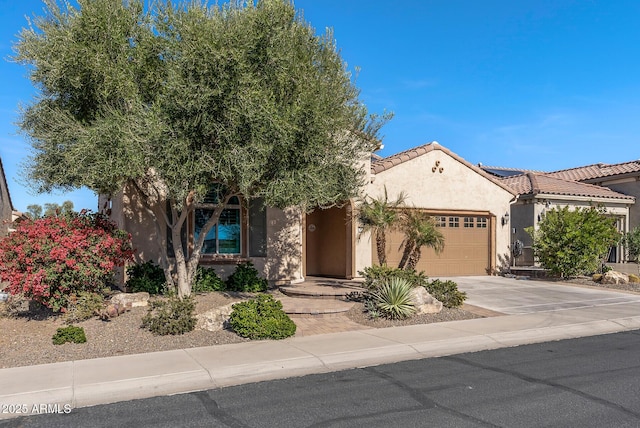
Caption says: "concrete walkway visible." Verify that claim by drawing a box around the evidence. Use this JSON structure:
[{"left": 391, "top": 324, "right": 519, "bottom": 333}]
[{"left": 3, "top": 276, "right": 640, "bottom": 419}]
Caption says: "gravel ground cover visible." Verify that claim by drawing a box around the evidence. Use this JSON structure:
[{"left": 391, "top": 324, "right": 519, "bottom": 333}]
[{"left": 1, "top": 276, "right": 630, "bottom": 369}]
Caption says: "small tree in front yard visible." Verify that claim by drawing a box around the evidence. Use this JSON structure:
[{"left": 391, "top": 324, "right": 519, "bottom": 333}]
[
  {"left": 0, "top": 211, "right": 133, "bottom": 312},
  {"left": 526, "top": 206, "right": 620, "bottom": 278},
  {"left": 358, "top": 187, "right": 407, "bottom": 266},
  {"left": 397, "top": 209, "right": 444, "bottom": 271}
]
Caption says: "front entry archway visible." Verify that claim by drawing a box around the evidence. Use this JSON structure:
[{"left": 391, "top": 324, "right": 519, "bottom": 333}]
[{"left": 304, "top": 205, "right": 354, "bottom": 278}]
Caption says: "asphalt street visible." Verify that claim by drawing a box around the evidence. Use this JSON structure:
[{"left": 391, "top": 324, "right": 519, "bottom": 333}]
[{"left": 5, "top": 329, "right": 640, "bottom": 428}]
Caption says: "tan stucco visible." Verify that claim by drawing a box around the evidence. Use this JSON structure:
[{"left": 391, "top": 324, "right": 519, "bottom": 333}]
[
  {"left": 357, "top": 144, "right": 516, "bottom": 276},
  {"left": 101, "top": 186, "right": 304, "bottom": 286},
  {"left": 512, "top": 195, "right": 632, "bottom": 265}
]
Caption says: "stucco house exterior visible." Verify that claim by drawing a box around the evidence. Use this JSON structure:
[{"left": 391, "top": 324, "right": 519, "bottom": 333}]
[
  {"left": 497, "top": 172, "right": 634, "bottom": 266},
  {"left": 547, "top": 161, "right": 640, "bottom": 232},
  {"left": 104, "top": 141, "right": 517, "bottom": 284},
  {"left": 0, "top": 158, "right": 18, "bottom": 237},
  {"left": 483, "top": 160, "right": 640, "bottom": 268}
]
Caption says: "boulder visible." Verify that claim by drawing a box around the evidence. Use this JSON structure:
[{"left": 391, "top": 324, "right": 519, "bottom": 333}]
[
  {"left": 197, "top": 302, "right": 241, "bottom": 332},
  {"left": 601, "top": 271, "right": 629, "bottom": 285},
  {"left": 111, "top": 292, "right": 150, "bottom": 308},
  {"left": 409, "top": 287, "right": 443, "bottom": 314}
]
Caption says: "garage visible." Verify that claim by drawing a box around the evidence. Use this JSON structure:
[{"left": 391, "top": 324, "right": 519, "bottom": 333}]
[{"left": 374, "top": 212, "right": 493, "bottom": 276}]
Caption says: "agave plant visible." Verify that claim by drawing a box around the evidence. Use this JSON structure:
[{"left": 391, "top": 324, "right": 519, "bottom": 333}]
[{"left": 370, "top": 277, "right": 416, "bottom": 320}]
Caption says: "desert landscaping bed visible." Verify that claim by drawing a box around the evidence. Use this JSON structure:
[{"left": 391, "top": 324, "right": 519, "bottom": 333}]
[
  {"left": 0, "top": 289, "right": 481, "bottom": 369},
  {"left": 3, "top": 276, "right": 633, "bottom": 370}
]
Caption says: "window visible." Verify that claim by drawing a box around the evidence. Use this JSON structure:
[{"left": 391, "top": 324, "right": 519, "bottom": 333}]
[
  {"left": 195, "top": 195, "right": 242, "bottom": 255},
  {"left": 476, "top": 217, "right": 487, "bottom": 228},
  {"left": 435, "top": 216, "right": 447, "bottom": 227},
  {"left": 449, "top": 217, "right": 459, "bottom": 228},
  {"left": 464, "top": 217, "right": 474, "bottom": 228}
]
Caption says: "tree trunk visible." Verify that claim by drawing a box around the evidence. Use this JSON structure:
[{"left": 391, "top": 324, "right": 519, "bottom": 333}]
[
  {"left": 376, "top": 229, "right": 387, "bottom": 265},
  {"left": 406, "top": 247, "right": 422, "bottom": 271},
  {"left": 398, "top": 240, "right": 414, "bottom": 270},
  {"left": 171, "top": 222, "right": 191, "bottom": 298}
]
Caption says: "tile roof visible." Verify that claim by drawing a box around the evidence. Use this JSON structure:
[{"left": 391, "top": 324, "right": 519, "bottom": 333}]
[
  {"left": 371, "top": 142, "right": 517, "bottom": 195},
  {"left": 547, "top": 160, "right": 640, "bottom": 182},
  {"left": 500, "top": 172, "right": 635, "bottom": 201}
]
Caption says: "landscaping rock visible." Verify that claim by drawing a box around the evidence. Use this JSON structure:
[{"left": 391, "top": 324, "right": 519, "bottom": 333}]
[
  {"left": 111, "top": 292, "right": 150, "bottom": 308},
  {"left": 196, "top": 302, "right": 241, "bottom": 332},
  {"left": 409, "top": 287, "right": 443, "bottom": 314},
  {"left": 98, "top": 303, "right": 130, "bottom": 320},
  {"left": 602, "top": 271, "right": 629, "bottom": 285}
]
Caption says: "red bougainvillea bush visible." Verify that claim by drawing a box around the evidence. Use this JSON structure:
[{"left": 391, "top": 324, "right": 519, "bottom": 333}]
[{"left": 0, "top": 211, "right": 134, "bottom": 312}]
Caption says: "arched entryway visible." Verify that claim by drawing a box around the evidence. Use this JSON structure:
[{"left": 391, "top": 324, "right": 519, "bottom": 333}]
[{"left": 304, "top": 204, "right": 354, "bottom": 278}]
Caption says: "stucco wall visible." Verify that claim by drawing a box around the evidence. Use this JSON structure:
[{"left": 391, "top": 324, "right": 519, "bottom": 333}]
[
  {"left": 362, "top": 148, "right": 515, "bottom": 274},
  {"left": 513, "top": 197, "right": 631, "bottom": 266},
  {"left": 105, "top": 186, "right": 304, "bottom": 285},
  {"left": 0, "top": 170, "right": 13, "bottom": 237},
  {"left": 0, "top": 187, "right": 12, "bottom": 237},
  {"left": 263, "top": 207, "right": 304, "bottom": 284},
  {"left": 604, "top": 181, "right": 640, "bottom": 230}
]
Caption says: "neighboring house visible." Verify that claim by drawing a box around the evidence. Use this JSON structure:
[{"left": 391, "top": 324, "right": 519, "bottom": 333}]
[
  {"left": 104, "top": 141, "right": 517, "bottom": 284},
  {"left": 497, "top": 172, "right": 634, "bottom": 266},
  {"left": 0, "top": 158, "right": 18, "bottom": 237},
  {"left": 546, "top": 161, "right": 640, "bottom": 232}
]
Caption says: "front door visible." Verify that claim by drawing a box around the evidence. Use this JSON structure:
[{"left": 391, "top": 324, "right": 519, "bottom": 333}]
[{"left": 305, "top": 205, "right": 352, "bottom": 278}]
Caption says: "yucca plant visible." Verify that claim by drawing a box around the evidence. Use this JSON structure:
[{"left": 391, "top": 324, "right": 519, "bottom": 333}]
[{"left": 370, "top": 277, "right": 416, "bottom": 320}]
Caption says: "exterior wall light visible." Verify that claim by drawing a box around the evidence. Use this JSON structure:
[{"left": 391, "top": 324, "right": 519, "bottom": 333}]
[{"left": 501, "top": 212, "right": 510, "bottom": 226}]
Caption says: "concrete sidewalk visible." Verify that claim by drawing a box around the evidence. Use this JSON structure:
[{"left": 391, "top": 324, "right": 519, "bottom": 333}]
[{"left": 3, "top": 277, "right": 640, "bottom": 419}]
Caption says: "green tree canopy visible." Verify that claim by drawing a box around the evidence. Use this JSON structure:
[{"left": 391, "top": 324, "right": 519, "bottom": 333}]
[
  {"left": 357, "top": 187, "right": 406, "bottom": 266},
  {"left": 26, "top": 200, "right": 75, "bottom": 219},
  {"left": 15, "top": 0, "right": 389, "bottom": 296},
  {"left": 398, "top": 209, "right": 444, "bottom": 271},
  {"left": 526, "top": 206, "right": 620, "bottom": 278}
]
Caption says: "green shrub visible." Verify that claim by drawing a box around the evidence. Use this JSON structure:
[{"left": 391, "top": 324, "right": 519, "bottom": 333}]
[
  {"left": 526, "top": 206, "right": 620, "bottom": 278},
  {"left": 226, "top": 262, "right": 268, "bottom": 292},
  {"left": 370, "top": 277, "right": 416, "bottom": 320},
  {"left": 425, "top": 279, "right": 466, "bottom": 308},
  {"left": 126, "top": 261, "right": 166, "bottom": 295},
  {"left": 141, "top": 295, "right": 196, "bottom": 335},
  {"left": 52, "top": 325, "right": 87, "bottom": 345},
  {"left": 229, "top": 295, "right": 296, "bottom": 339},
  {"left": 592, "top": 273, "right": 603, "bottom": 282},
  {"left": 64, "top": 291, "right": 105, "bottom": 324},
  {"left": 192, "top": 266, "right": 226, "bottom": 292},
  {"left": 360, "top": 265, "right": 429, "bottom": 291}
]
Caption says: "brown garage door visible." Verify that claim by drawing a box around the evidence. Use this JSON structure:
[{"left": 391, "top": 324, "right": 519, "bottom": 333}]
[{"left": 375, "top": 214, "right": 491, "bottom": 276}]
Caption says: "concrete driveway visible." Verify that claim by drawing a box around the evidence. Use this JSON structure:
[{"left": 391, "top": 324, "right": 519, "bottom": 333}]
[{"left": 442, "top": 276, "right": 640, "bottom": 315}]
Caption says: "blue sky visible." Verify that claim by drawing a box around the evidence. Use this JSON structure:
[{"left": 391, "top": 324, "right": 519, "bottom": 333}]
[{"left": 1, "top": 0, "right": 639, "bottom": 212}]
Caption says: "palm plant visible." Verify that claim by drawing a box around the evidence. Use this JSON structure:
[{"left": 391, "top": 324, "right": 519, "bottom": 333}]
[
  {"left": 398, "top": 209, "right": 445, "bottom": 271},
  {"left": 358, "top": 187, "right": 407, "bottom": 266},
  {"left": 369, "top": 277, "right": 416, "bottom": 319}
]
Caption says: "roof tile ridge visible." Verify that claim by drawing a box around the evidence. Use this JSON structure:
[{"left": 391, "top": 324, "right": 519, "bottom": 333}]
[{"left": 527, "top": 172, "right": 541, "bottom": 195}]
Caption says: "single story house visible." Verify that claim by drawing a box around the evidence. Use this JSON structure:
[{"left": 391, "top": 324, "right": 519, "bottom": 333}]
[
  {"left": 498, "top": 172, "right": 634, "bottom": 265},
  {"left": 103, "top": 142, "right": 517, "bottom": 284},
  {"left": 483, "top": 160, "right": 640, "bottom": 267}
]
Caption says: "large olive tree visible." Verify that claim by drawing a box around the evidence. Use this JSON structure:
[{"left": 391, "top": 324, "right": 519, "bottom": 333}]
[{"left": 15, "top": 0, "right": 388, "bottom": 297}]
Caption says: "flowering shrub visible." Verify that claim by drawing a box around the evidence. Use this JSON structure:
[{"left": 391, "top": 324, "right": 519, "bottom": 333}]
[{"left": 0, "top": 211, "right": 133, "bottom": 312}]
